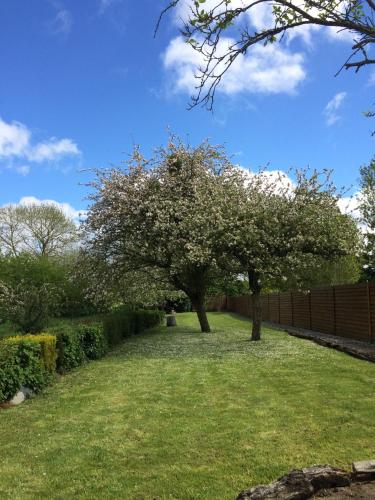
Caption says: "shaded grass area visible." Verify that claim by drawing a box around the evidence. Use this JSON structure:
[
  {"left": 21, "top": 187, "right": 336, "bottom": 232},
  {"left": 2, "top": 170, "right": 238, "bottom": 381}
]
[{"left": 0, "top": 312, "right": 375, "bottom": 499}]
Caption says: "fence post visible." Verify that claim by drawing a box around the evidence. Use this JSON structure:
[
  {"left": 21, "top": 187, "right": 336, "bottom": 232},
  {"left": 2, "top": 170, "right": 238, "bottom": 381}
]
[
  {"left": 278, "top": 293, "right": 281, "bottom": 324},
  {"left": 308, "top": 291, "right": 312, "bottom": 330}
]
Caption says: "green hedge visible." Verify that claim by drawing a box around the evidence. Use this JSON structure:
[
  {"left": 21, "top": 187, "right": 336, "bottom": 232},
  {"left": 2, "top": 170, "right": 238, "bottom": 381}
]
[
  {"left": 103, "top": 308, "right": 165, "bottom": 346},
  {"left": 0, "top": 309, "right": 164, "bottom": 403},
  {"left": 0, "top": 335, "right": 56, "bottom": 403},
  {"left": 48, "top": 322, "right": 107, "bottom": 373}
]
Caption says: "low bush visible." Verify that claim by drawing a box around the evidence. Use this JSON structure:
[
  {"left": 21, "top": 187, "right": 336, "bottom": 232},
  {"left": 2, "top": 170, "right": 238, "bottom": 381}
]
[{"left": 0, "top": 335, "right": 56, "bottom": 403}]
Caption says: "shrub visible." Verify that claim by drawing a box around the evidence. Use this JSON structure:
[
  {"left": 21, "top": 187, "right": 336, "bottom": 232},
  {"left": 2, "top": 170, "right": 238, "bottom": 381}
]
[
  {"left": 15, "top": 335, "right": 57, "bottom": 373},
  {"left": 0, "top": 335, "right": 57, "bottom": 403},
  {"left": 48, "top": 325, "right": 86, "bottom": 373},
  {"left": 0, "top": 342, "right": 22, "bottom": 403},
  {"left": 77, "top": 323, "right": 108, "bottom": 360},
  {"left": 48, "top": 322, "right": 108, "bottom": 372}
]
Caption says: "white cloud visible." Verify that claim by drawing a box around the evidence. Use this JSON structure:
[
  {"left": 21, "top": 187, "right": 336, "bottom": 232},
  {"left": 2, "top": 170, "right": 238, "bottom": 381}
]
[
  {"left": 337, "top": 192, "right": 361, "bottom": 218},
  {"left": 368, "top": 71, "right": 375, "bottom": 86},
  {"left": 324, "top": 92, "right": 347, "bottom": 126},
  {"left": 0, "top": 119, "right": 30, "bottom": 157},
  {"left": 236, "top": 166, "right": 296, "bottom": 195},
  {"left": 14, "top": 165, "right": 31, "bottom": 176},
  {"left": 0, "top": 117, "right": 81, "bottom": 166},
  {"left": 50, "top": 8, "right": 72, "bottom": 35},
  {"left": 100, "top": 0, "right": 115, "bottom": 9},
  {"left": 27, "top": 138, "right": 80, "bottom": 163},
  {"left": 18, "top": 196, "right": 85, "bottom": 222},
  {"left": 163, "top": 36, "right": 306, "bottom": 96}
]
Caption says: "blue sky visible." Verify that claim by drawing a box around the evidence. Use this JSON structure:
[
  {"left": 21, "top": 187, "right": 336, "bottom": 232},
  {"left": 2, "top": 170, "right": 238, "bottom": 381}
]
[{"left": 0, "top": 0, "right": 374, "bottom": 217}]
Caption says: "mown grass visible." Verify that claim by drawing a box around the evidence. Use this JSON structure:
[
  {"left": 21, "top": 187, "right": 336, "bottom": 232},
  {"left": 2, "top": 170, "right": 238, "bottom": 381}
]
[{"left": 1, "top": 312, "right": 375, "bottom": 499}]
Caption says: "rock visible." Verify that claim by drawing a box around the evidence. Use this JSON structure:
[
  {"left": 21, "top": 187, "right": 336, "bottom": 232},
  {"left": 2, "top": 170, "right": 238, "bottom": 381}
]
[
  {"left": 237, "top": 466, "right": 351, "bottom": 500},
  {"left": 8, "top": 386, "right": 33, "bottom": 406},
  {"left": 9, "top": 390, "right": 25, "bottom": 406},
  {"left": 352, "top": 460, "right": 375, "bottom": 480},
  {"left": 237, "top": 470, "right": 314, "bottom": 499},
  {"left": 302, "top": 466, "right": 351, "bottom": 490}
]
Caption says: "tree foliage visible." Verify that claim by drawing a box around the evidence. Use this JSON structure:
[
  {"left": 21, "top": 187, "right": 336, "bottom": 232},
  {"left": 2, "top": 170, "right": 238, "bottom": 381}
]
[{"left": 159, "top": 0, "right": 375, "bottom": 108}]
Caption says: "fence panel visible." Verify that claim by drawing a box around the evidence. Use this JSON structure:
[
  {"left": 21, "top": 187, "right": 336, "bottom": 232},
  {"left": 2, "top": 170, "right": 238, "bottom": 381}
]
[
  {"left": 280, "top": 292, "right": 293, "bottom": 325},
  {"left": 334, "top": 283, "right": 369, "bottom": 340},
  {"left": 310, "top": 287, "right": 335, "bottom": 334},
  {"left": 212, "top": 281, "right": 375, "bottom": 343},
  {"left": 261, "top": 296, "right": 270, "bottom": 321},
  {"left": 269, "top": 295, "right": 279, "bottom": 323},
  {"left": 370, "top": 282, "right": 375, "bottom": 342},
  {"left": 292, "top": 292, "right": 311, "bottom": 329}
]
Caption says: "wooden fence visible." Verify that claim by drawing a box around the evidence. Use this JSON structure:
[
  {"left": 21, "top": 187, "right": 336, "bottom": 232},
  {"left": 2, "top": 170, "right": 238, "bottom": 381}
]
[{"left": 208, "top": 282, "right": 375, "bottom": 343}]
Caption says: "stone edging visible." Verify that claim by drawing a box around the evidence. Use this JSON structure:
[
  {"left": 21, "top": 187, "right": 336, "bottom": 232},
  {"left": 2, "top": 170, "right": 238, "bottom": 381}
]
[
  {"left": 285, "top": 329, "right": 375, "bottom": 363},
  {"left": 237, "top": 461, "right": 375, "bottom": 499}
]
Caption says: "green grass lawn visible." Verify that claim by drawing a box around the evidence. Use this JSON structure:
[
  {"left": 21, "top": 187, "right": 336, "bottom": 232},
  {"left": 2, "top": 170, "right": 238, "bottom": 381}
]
[{"left": 1, "top": 312, "right": 375, "bottom": 499}]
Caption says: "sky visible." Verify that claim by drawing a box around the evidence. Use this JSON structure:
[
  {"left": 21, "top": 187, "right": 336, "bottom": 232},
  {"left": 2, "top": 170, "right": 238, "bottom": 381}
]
[{"left": 0, "top": 0, "right": 374, "bottom": 218}]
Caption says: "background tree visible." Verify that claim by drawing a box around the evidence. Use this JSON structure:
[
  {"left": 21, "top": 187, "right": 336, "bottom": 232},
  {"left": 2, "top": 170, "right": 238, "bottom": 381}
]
[
  {"left": 159, "top": 0, "right": 375, "bottom": 108},
  {"left": 0, "top": 205, "right": 24, "bottom": 257},
  {"left": 273, "top": 254, "right": 361, "bottom": 290},
  {"left": 218, "top": 170, "right": 361, "bottom": 340},
  {"left": 0, "top": 203, "right": 78, "bottom": 257},
  {"left": 0, "top": 255, "right": 61, "bottom": 332},
  {"left": 359, "top": 157, "right": 375, "bottom": 280},
  {"left": 84, "top": 139, "right": 238, "bottom": 333}
]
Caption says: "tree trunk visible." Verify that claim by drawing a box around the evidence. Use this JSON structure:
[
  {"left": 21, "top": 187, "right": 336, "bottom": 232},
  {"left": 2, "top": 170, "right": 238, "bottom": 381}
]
[
  {"left": 248, "top": 271, "right": 262, "bottom": 341},
  {"left": 193, "top": 300, "right": 211, "bottom": 333}
]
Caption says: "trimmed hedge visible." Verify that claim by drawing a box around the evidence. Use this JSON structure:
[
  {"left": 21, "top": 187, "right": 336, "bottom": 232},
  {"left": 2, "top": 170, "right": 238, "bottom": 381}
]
[
  {"left": 78, "top": 323, "right": 108, "bottom": 361},
  {"left": 0, "top": 335, "right": 56, "bottom": 403},
  {"left": 0, "top": 309, "right": 165, "bottom": 403},
  {"left": 103, "top": 308, "right": 165, "bottom": 345}
]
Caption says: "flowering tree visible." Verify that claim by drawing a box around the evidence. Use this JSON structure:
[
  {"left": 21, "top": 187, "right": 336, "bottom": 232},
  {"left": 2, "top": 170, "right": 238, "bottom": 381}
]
[
  {"left": 219, "top": 170, "right": 360, "bottom": 340},
  {"left": 159, "top": 0, "right": 375, "bottom": 108},
  {"left": 84, "top": 139, "right": 237, "bottom": 332}
]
